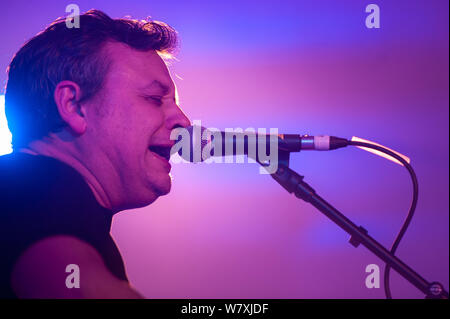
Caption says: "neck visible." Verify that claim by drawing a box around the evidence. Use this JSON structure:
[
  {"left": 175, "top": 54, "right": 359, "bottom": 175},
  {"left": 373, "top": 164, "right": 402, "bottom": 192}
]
[{"left": 21, "top": 138, "right": 115, "bottom": 212}]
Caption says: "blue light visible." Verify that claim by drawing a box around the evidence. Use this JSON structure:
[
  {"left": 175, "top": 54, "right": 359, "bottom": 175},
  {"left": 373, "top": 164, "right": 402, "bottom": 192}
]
[{"left": 0, "top": 95, "right": 12, "bottom": 155}]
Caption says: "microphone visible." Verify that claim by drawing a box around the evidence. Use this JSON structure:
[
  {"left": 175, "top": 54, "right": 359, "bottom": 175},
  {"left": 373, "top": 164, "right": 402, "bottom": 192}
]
[{"left": 171, "top": 125, "right": 349, "bottom": 163}]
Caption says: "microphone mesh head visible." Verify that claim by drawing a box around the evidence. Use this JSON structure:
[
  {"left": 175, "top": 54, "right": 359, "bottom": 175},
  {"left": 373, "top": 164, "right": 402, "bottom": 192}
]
[{"left": 171, "top": 125, "right": 210, "bottom": 163}]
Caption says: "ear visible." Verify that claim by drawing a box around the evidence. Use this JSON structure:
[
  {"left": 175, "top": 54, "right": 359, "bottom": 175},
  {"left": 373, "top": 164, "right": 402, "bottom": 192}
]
[{"left": 54, "top": 81, "right": 87, "bottom": 135}]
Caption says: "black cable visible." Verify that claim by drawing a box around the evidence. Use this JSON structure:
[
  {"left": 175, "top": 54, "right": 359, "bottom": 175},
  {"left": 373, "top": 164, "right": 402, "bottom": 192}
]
[{"left": 347, "top": 140, "right": 419, "bottom": 299}]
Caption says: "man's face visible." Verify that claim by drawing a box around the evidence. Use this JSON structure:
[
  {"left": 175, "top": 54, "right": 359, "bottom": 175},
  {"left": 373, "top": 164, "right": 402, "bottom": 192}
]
[{"left": 82, "top": 42, "right": 190, "bottom": 210}]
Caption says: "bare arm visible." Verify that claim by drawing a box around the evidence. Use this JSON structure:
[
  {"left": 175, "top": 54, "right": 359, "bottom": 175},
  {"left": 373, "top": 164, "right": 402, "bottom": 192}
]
[{"left": 11, "top": 235, "right": 143, "bottom": 299}]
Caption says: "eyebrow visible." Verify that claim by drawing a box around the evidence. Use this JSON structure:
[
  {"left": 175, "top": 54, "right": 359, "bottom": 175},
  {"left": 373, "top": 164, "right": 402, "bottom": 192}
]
[{"left": 141, "top": 80, "right": 170, "bottom": 95}]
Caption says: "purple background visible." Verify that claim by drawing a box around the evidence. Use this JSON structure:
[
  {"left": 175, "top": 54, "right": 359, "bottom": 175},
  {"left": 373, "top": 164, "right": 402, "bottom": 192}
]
[{"left": 0, "top": 0, "right": 448, "bottom": 298}]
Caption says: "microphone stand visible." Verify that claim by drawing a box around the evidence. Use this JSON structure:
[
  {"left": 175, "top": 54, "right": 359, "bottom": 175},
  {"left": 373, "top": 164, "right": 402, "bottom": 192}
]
[{"left": 267, "top": 150, "right": 448, "bottom": 299}]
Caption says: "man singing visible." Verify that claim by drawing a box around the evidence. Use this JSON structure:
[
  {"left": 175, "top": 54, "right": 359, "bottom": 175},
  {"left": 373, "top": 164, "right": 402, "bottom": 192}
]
[{"left": 0, "top": 9, "right": 190, "bottom": 298}]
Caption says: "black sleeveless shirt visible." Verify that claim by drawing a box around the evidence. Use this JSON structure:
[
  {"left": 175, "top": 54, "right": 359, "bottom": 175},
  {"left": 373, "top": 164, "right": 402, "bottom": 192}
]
[{"left": 0, "top": 152, "right": 128, "bottom": 298}]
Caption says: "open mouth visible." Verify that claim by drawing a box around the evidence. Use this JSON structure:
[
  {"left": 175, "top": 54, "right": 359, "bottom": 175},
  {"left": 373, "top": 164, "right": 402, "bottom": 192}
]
[{"left": 148, "top": 145, "right": 172, "bottom": 161}]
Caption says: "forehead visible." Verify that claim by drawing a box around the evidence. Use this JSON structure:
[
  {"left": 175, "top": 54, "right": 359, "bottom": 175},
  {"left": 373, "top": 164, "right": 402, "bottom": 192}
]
[{"left": 101, "top": 41, "right": 173, "bottom": 89}]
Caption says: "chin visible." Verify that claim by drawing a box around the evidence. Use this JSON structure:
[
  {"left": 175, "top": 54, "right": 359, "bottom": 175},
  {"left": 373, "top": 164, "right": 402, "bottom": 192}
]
[
  {"left": 143, "top": 178, "right": 172, "bottom": 205},
  {"left": 155, "top": 172, "right": 173, "bottom": 194},
  {"left": 155, "top": 180, "right": 172, "bottom": 197},
  {"left": 120, "top": 174, "right": 171, "bottom": 210}
]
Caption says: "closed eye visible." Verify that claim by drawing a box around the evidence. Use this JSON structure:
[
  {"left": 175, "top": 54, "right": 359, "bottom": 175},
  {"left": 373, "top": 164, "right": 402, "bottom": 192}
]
[{"left": 144, "top": 95, "right": 163, "bottom": 106}]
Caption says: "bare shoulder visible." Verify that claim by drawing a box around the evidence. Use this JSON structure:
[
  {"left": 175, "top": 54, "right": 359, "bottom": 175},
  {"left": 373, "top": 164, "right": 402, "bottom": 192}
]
[{"left": 11, "top": 235, "right": 142, "bottom": 299}]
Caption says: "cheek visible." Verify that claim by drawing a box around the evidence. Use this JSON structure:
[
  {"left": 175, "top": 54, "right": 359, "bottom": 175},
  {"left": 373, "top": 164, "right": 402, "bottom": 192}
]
[
  {"left": 128, "top": 102, "right": 166, "bottom": 137},
  {"left": 87, "top": 95, "right": 166, "bottom": 146},
  {"left": 84, "top": 108, "right": 133, "bottom": 153}
]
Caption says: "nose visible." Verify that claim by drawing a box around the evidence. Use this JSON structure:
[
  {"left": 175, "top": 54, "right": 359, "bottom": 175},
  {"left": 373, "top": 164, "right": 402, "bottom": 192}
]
[{"left": 165, "top": 103, "right": 191, "bottom": 131}]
